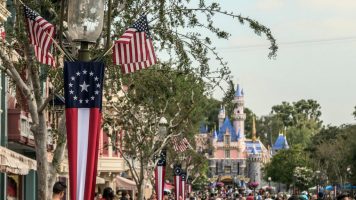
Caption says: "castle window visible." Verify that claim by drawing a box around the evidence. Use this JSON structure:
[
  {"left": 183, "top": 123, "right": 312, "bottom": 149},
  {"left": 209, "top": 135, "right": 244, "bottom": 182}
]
[
  {"left": 224, "top": 135, "right": 230, "bottom": 145},
  {"left": 224, "top": 166, "right": 231, "bottom": 174},
  {"left": 215, "top": 162, "right": 218, "bottom": 174},
  {"left": 225, "top": 150, "right": 230, "bottom": 158}
]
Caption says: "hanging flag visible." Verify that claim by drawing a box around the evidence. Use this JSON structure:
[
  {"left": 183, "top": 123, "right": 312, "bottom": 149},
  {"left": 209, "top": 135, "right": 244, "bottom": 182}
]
[
  {"left": 172, "top": 137, "right": 192, "bottom": 152},
  {"left": 64, "top": 61, "right": 105, "bottom": 200},
  {"left": 155, "top": 150, "right": 167, "bottom": 200},
  {"left": 23, "top": 5, "right": 55, "bottom": 67},
  {"left": 113, "top": 15, "right": 157, "bottom": 74},
  {"left": 180, "top": 171, "right": 187, "bottom": 200},
  {"left": 174, "top": 165, "right": 182, "bottom": 200}
]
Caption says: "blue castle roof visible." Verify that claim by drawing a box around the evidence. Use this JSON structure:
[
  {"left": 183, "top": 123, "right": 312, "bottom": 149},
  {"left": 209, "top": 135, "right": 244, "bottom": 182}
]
[
  {"left": 272, "top": 134, "right": 289, "bottom": 150},
  {"left": 199, "top": 123, "right": 209, "bottom": 134},
  {"left": 213, "top": 130, "right": 218, "bottom": 139},
  {"left": 235, "top": 84, "right": 244, "bottom": 97},
  {"left": 217, "top": 117, "right": 240, "bottom": 142},
  {"left": 245, "top": 140, "right": 263, "bottom": 154}
]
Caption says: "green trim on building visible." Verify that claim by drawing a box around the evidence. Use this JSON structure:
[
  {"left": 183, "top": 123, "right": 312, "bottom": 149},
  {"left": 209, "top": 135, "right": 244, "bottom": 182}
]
[{"left": 25, "top": 170, "right": 37, "bottom": 200}]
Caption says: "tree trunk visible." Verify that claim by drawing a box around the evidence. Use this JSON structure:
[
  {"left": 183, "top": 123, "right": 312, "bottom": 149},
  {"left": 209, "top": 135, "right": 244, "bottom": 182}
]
[
  {"left": 34, "top": 113, "right": 49, "bottom": 200},
  {"left": 47, "top": 114, "right": 67, "bottom": 199},
  {"left": 137, "top": 180, "right": 145, "bottom": 200}
]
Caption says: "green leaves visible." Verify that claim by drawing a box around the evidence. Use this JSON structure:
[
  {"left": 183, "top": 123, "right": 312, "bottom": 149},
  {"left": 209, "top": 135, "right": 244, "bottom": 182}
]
[{"left": 264, "top": 145, "right": 310, "bottom": 186}]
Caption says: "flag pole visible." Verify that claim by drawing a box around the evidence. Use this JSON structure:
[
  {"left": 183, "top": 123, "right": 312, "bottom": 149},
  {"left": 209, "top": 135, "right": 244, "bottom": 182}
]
[{"left": 95, "top": 43, "right": 115, "bottom": 61}]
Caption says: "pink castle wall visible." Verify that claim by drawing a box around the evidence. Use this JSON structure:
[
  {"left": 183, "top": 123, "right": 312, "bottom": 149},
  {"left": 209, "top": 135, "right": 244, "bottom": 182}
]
[{"left": 214, "top": 149, "right": 225, "bottom": 158}]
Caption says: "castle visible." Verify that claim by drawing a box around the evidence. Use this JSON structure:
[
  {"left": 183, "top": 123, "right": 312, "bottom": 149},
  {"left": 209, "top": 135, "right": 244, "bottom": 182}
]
[{"left": 195, "top": 84, "right": 271, "bottom": 185}]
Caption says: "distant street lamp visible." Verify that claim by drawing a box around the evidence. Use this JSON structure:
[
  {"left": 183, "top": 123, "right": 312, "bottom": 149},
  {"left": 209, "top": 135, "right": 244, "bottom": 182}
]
[
  {"left": 315, "top": 170, "right": 321, "bottom": 194},
  {"left": 268, "top": 177, "right": 272, "bottom": 187},
  {"left": 67, "top": 0, "right": 105, "bottom": 61},
  {"left": 159, "top": 117, "right": 168, "bottom": 140}
]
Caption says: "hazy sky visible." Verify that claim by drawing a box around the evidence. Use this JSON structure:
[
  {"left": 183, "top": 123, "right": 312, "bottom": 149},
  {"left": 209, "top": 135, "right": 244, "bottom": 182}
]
[{"left": 208, "top": 0, "right": 356, "bottom": 125}]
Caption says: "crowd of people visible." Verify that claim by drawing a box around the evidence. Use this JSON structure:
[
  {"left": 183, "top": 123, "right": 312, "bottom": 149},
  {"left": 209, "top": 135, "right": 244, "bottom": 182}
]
[
  {"left": 51, "top": 181, "right": 354, "bottom": 200},
  {"left": 159, "top": 189, "right": 354, "bottom": 200},
  {"left": 51, "top": 181, "right": 132, "bottom": 200}
]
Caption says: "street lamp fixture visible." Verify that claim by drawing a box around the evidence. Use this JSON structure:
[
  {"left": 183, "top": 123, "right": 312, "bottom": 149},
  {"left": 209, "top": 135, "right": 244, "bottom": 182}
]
[
  {"left": 67, "top": 0, "right": 105, "bottom": 61},
  {"left": 159, "top": 117, "right": 168, "bottom": 139},
  {"left": 268, "top": 177, "right": 271, "bottom": 187}
]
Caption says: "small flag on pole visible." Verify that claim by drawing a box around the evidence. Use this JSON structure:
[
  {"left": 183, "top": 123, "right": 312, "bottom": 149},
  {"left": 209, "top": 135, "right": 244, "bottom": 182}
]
[
  {"left": 24, "top": 5, "right": 55, "bottom": 67},
  {"left": 113, "top": 15, "right": 157, "bottom": 74},
  {"left": 172, "top": 137, "right": 192, "bottom": 152}
]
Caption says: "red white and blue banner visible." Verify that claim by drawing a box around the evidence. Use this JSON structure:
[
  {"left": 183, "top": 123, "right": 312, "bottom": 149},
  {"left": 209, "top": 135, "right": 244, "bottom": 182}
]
[
  {"left": 155, "top": 150, "right": 166, "bottom": 200},
  {"left": 180, "top": 171, "right": 187, "bottom": 200},
  {"left": 64, "top": 61, "right": 105, "bottom": 200},
  {"left": 174, "top": 165, "right": 182, "bottom": 200}
]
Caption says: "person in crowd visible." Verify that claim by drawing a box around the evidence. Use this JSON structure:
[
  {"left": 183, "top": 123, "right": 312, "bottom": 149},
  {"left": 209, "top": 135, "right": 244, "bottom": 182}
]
[
  {"left": 246, "top": 193, "right": 254, "bottom": 200},
  {"left": 102, "top": 187, "right": 115, "bottom": 200},
  {"left": 52, "top": 181, "right": 67, "bottom": 200},
  {"left": 317, "top": 192, "right": 324, "bottom": 200},
  {"left": 121, "top": 191, "right": 129, "bottom": 200},
  {"left": 336, "top": 193, "right": 351, "bottom": 200}
]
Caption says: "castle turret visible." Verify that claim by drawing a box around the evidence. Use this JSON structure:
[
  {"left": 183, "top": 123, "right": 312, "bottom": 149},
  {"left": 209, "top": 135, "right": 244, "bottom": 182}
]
[
  {"left": 247, "top": 118, "right": 262, "bottom": 184},
  {"left": 218, "top": 105, "right": 225, "bottom": 128},
  {"left": 232, "top": 84, "right": 246, "bottom": 138},
  {"left": 272, "top": 129, "right": 289, "bottom": 154},
  {"left": 247, "top": 143, "right": 262, "bottom": 184}
]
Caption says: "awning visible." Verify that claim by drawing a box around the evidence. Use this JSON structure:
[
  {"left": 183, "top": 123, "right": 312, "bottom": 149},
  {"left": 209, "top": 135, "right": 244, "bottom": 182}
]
[
  {"left": 0, "top": 146, "right": 37, "bottom": 175},
  {"left": 116, "top": 176, "right": 137, "bottom": 191}
]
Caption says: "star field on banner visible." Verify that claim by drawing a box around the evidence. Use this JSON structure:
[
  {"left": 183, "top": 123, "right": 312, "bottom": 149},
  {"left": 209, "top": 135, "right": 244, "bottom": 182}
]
[
  {"left": 155, "top": 150, "right": 166, "bottom": 200},
  {"left": 113, "top": 15, "right": 157, "bottom": 74},
  {"left": 24, "top": 5, "right": 55, "bottom": 67},
  {"left": 64, "top": 61, "right": 105, "bottom": 200},
  {"left": 174, "top": 165, "right": 182, "bottom": 200}
]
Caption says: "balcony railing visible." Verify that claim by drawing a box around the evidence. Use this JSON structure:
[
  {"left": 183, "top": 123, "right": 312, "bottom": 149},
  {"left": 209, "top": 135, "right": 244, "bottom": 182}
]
[{"left": 8, "top": 108, "right": 35, "bottom": 147}]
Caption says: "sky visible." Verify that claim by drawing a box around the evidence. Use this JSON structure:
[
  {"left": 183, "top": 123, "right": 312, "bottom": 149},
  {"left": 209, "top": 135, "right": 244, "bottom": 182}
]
[{"left": 207, "top": 0, "right": 356, "bottom": 126}]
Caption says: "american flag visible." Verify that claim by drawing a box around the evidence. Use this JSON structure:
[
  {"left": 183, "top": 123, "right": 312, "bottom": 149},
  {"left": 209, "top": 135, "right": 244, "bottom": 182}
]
[
  {"left": 113, "top": 15, "right": 157, "bottom": 74},
  {"left": 24, "top": 5, "right": 55, "bottom": 67},
  {"left": 64, "top": 61, "right": 105, "bottom": 200},
  {"left": 172, "top": 137, "right": 191, "bottom": 152}
]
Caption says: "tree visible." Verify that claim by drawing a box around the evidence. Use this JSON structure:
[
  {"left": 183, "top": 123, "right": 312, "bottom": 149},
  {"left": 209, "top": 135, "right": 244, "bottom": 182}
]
[
  {"left": 0, "top": 0, "right": 278, "bottom": 198},
  {"left": 293, "top": 166, "right": 314, "bottom": 191},
  {"left": 353, "top": 106, "right": 356, "bottom": 119},
  {"left": 309, "top": 125, "right": 356, "bottom": 185},
  {"left": 103, "top": 68, "right": 210, "bottom": 200},
  {"left": 264, "top": 145, "right": 310, "bottom": 189},
  {"left": 270, "top": 99, "right": 322, "bottom": 147}
]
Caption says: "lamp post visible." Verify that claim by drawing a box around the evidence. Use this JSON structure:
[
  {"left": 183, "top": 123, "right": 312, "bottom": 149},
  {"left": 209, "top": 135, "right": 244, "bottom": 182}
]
[
  {"left": 159, "top": 117, "right": 168, "bottom": 140},
  {"left": 268, "top": 177, "right": 271, "bottom": 187},
  {"left": 315, "top": 170, "right": 321, "bottom": 194},
  {"left": 67, "top": 0, "right": 105, "bottom": 61}
]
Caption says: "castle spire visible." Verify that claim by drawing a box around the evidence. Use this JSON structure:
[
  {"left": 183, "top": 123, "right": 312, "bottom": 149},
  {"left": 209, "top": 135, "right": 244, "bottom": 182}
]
[
  {"left": 252, "top": 116, "right": 257, "bottom": 142},
  {"left": 235, "top": 84, "right": 243, "bottom": 97}
]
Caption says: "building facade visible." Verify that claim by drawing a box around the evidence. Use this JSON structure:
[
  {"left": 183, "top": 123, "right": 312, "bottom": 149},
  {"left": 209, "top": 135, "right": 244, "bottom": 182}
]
[{"left": 196, "top": 84, "right": 270, "bottom": 185}]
